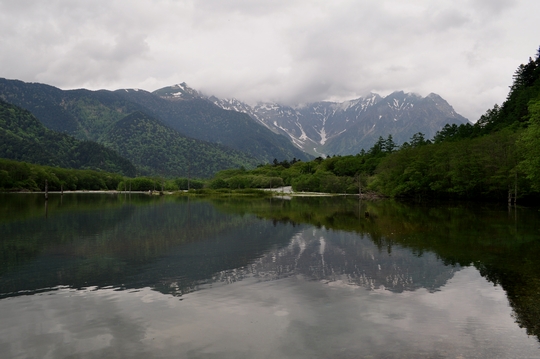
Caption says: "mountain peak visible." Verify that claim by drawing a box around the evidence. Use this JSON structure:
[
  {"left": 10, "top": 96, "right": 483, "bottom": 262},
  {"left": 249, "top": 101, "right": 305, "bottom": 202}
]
[
  {"left": 122, "top": 88, "right": 149, "bottom": 94},
  {"left": 426, "top": 93, "right": 443, "bottom": 100},
  {"left": 386, "top": 91, "right": 422, "bottom": 99},
  {"left": 152, "top": 83, "right": 202, "bottom": 101}
]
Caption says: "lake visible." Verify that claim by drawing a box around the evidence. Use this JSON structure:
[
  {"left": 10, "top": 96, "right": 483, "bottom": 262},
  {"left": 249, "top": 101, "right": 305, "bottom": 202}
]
[{"left": 1, "top": 193, "right": 539, "bottom": 358}]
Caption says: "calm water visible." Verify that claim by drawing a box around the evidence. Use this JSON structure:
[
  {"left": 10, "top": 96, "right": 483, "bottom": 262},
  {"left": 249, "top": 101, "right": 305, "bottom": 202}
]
[{"left": 1, "top": 193, "right": 539, "bottom": 358}]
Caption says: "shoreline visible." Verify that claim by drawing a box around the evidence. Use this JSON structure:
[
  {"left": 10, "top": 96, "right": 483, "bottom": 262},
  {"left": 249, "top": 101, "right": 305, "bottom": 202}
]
[{"left": 3, "top": 187, "right": 382, "bottom": 199}]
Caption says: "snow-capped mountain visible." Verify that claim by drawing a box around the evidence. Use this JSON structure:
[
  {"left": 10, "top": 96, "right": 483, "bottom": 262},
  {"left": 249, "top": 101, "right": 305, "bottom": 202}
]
[
  {"left": 152, "top": 82, "right": 202, "bottom": 100},
  {"left": 212, "top": 91, "right": 468, "bottom": 156},
  {"left": 157, "top": 83, "right": 469, "bottom": 156}
]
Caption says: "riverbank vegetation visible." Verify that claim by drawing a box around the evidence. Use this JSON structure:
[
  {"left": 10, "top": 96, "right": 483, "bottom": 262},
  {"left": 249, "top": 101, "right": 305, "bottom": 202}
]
[
  {"left": 0, "top": 157, "right": 270, "bottom": 197},
  {"left": 0, "top": 158, "right": 204, "bottom": 192},
  {"left": 0, "top": 158, "right": 124, "bottom": 191}
]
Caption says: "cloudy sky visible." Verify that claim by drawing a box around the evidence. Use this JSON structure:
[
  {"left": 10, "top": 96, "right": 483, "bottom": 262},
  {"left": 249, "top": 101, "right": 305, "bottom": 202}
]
[{"left": 0, "top": 0, "right": 538, "bottom": 121}]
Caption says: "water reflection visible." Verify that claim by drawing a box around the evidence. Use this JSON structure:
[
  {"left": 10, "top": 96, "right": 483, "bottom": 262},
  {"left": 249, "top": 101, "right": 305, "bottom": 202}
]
[
  {"left": 0, "top": 194, "right": 300, "bottom": 298},
  {"left": 1, "top": 193, "right": 540, "bottom": 356},
  {"left": 1, "top": 267, "right": 536, "bottom": 358},
  {"left": 210, "top": 228, "right": 460, "bottom": 294},
  {"left": 219, "top": 197, "right": 540, "bottom": 341},
  {"left": 1, "top": 194, "right": 462, "bottom": 299}
]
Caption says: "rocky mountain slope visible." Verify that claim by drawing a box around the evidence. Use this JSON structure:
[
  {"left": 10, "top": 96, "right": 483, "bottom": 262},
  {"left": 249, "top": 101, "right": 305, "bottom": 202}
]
[
  {"left": 210, "top": 90, "right": 469, "bottom": 156},
  {"left": 121, "top": 85, "right": 309, "bottom": 162}
]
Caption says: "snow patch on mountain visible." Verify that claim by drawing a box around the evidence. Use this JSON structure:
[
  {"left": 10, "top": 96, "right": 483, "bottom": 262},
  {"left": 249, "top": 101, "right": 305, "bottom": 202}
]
[
  {"left": 297, "top": 122, "right": 308, "bottom": 141},
  {"left": 319, "top": 127, "right": 327, "bottom": 145}
]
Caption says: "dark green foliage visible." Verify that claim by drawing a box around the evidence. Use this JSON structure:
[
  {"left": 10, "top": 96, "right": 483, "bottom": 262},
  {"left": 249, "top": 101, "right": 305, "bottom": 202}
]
[
  {"left": 433, "top": 123, "right": 480, "bottom": 143},
  {"left": 517, "top": 96, "right": 540, "bottom": 190},
  {"left": 373, "top": 130, "right": 523, "bottom": 199},
  {"left": 174, "top": 177, "right": 204, "bottom": 190},
  {"left": 291, "top": 171, "right": 357, "bottom": 194},
  {"left": 121, "top": 177, "right": 157, "bottom": 192},
  {"left": 0, "top": 99, "right": 136, "bottom": 176},
  {"left": 409, "top": 132, "right": 430, "bottom": 147},
  {"left": 208, "top": 140, "right": 390, "bottom": 194},
  {"left": 207, "top": 167, "right": 284, "bottom": 189},
  {"left": 0, "top": 158, "right": 124, "bottom": 191},
  {"left": 331, "top": 156, "right": 364, "bottom": 177},
  {"left": 501, "top": 53, "right": 540, "bottom": 130}
]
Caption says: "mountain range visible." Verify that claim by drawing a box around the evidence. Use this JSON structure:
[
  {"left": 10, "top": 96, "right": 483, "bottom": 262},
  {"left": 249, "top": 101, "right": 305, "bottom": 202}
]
[
  {"left": 0, "top": 78, "right": 307, "bottom": 177},
  {"left": 0, "top": 77, "right": 469, "bottom": 176},
  {"left": 207, "top": 89, "right": 469, "bottom": 156}
]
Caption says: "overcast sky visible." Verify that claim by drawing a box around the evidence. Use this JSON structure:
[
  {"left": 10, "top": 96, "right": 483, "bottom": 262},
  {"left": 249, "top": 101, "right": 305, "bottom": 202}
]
[{"left": 0, "top": 0, "right": 538, "bottom": 121}]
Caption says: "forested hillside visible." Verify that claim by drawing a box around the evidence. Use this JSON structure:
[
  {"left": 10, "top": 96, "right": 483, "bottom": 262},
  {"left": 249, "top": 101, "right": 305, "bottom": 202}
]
[
  {"left": 0, "top": 99, "right": 136, "bottom": 176},
  {"left": 101, "top": 111, "right": 259, "bottom": 178},
  {"left": 0, "top": 79, "right": 310, "bottom": 178}
]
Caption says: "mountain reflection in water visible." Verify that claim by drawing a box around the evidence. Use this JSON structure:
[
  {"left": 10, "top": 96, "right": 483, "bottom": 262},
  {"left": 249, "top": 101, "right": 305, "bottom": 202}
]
[{"left": 209, "top": 228, "right": 460, "bottom": 294}]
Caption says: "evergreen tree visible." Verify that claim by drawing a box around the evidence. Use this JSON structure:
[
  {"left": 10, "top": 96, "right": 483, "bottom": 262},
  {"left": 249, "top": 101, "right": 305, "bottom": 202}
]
[
  {"left": 410, "top": 132, "right": 428, "bottom": 147},
  {"left": 518, "top": 97, "right": 540, "bottom": 190},
  {"left": 384, "top": 135, "right": 397, "bottom": 152}
]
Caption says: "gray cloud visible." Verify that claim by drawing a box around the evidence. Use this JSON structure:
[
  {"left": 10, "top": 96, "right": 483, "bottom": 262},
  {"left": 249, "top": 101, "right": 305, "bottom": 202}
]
[
  {"left": 471, "top": 0, "right": 516, "bottom": 15},
  {"left": 194, "top": 0, "right": 293, "bottom": 16},
  {"left": 0, "top": 0, "right": 538, "bottom": 121}
]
